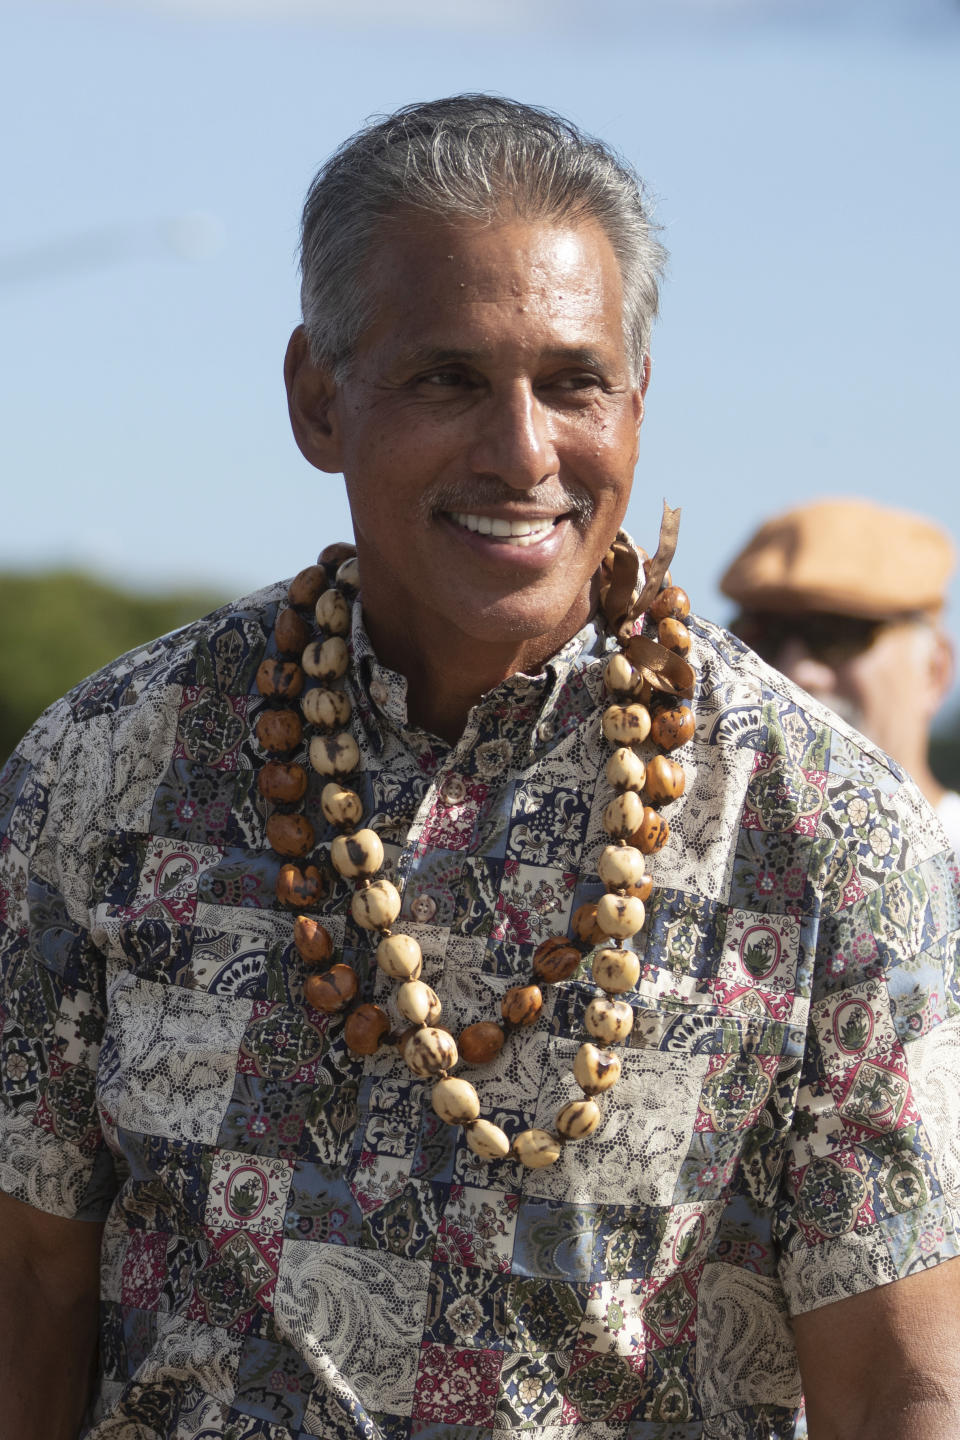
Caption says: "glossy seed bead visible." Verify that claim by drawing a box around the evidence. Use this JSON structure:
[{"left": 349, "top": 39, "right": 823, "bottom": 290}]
[
  {"left": 644, "top": 754, "right": 686, "bottom": 805},
  {"left": 458, "top": 1021, "right": 505, "bottom": 1065},
  {"left": 351, "top": 878, "right": 401, "bottom": 931},
  {"left": 309, "top": 733, "right": 360, "bottom": 777},
  {"left": 256, "top": 658, "right": 305, "bottom": 701},
  {"left": 513, "top": 1128, "right": 562, "bottom": 1169},
  {"left": 288, "top": 564, "right": 327, "bottom": 609},
  {"left": 319, "top": 541, "right": 357, "bottom": 569},
  {"left": 585, "top": 996, "right": 635, "bottom": 1044},
  {"left": 293, "top": 915, "right": 334, "bottom": 967},
  {"left": 321, "top": 783, "right": 364, "bottom": 829},
  {"left": 649, "top": 585, "right": 691, "bottom": 623},
  {"left": 595, "top": 893, "right": 646, "bottom": 941},
  {"left": 571, "top": 901, "right": 606, "bottom": 946},
  {"left": 376, "top": 932, "right": 423, "bottom": 981},
  {"left": 632, "top": 807, "right": 670, "bottom": 855},
  {"left": 605, "top": 747, "right": 647, "bottom": 793},
  {"left": 597, "top": 844, "right": 646, "bottom": 890},
  {"left": 258, "top": 760, "right": 307, "bottom": 804},
  {"left": 303, "top": 963, "right": 358, "bottom": 1015},
  {"left": 266, "top": 812, "right": 315, "bottom": 858},
  {"left": 314, "top": 587, "right": 350, "bottom": 636},
  {"left": 573, "top": 1042, "right": 622, "bottom": 1095},
  {"left": 275, "top": 863, "right": 323, "bottom": 908},
  {"left": 274, "top": 605, "right": 312, "bottom": 656},
  {"left": 501, "top": 984, "right": 543, "bottom": 1027},
  {"left": 602, "top": 703, "right": 651, "bottom": 747},
  {"left": 344, "top": 1003, "right": 390, "bottom": 1055},
  {"left": 555, "top": 1097, "right": 602, "bottom": 1139},
  {"left": 255, "top": 709, "right": 303, "bottom": 755},
  {"left": 532, "top": 936, "right": 582, "bottom": 984},
  {"left": 603, "top": 790, "right": 645, "bottom": 840},
  {"left": 604, "top": 653, "right": 639, "bottom": 697},
  {"left": 336, "top": 555, "right": 361, "bottom": 590},
  {"left": 402, "top": 1026, "right": 458, "bottom": 1078},
  {"left": 397, "top": 980, "right": 442, "bottom": 1026},
  {"left": 650, "top": 705, "right": 695, "bottom": 751},
  {"left": 465, "top": 1118, "right": 511, "bottom": 1160},
  {"left": 302, "top": 636, "right": 349, "bottom": 682},
  {"left": 628, "top": 874, "right": 654, "bottom": 903},
  {"left": 331, "top": 828, "right": 384, "bottom": 879},
  {"left": 432, "top": 1077, "right": 480, "bottom": 1126},
  {"left": 658, "top": 617, "right": 691, "bottom": 658},
  {"left": 301, "top": 687, "right": 352, "bottom": 730},
  {"left": 593, "top": 947, "right": 641, "bottom": 993}
]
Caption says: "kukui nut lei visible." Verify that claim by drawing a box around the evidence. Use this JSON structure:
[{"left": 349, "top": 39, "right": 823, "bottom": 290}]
[{"left": 257, "top": 511, "right": 695, "bottom": 1170}]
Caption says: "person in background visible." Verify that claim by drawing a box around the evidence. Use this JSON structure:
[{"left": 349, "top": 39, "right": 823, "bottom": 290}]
[{"left": 721, "top": 496, "right": 960, "bottom": 849}]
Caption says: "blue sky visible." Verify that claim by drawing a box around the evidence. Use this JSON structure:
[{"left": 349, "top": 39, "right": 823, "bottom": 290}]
[{"left": 2, "top": 0, "right": 958, "bottom": 658}]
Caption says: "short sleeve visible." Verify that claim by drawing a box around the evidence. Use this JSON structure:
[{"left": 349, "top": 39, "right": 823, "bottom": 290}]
[
  {"left": 775, "top": 771, "right": 960, "bottom": 1315},
  {"left": 0, "top": 704, "right": 117, "bottom": 1219}
]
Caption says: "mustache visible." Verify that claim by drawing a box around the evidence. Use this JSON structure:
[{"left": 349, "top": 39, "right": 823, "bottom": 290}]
[{"left": 420, "top": 479, "right": 596, "bottom": 524}]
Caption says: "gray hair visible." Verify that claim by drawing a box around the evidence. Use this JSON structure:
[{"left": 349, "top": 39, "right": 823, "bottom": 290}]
[{"left": 298, "top": 94, "right": 666, "bottom": 380}]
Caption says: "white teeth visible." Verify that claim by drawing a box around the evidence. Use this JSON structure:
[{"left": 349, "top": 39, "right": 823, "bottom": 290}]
[{"left": 449, "top": 511, "right": 557, "bottom": 546}]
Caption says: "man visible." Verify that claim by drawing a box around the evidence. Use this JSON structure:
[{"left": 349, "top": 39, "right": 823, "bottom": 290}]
[
  {"left": 1, "top": 96, "right": 959, "bottom": 1440},
  {"left": 720, "top": 498, "right": 960, "bottom": 848}
]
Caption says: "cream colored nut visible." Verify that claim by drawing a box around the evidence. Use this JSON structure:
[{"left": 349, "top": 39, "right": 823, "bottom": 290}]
[
  {"left": 465, "top": 1118, "right": 511, "bottom": 1161},
  {"left": 397, "top": 980, "right": 442, "bottom": 1027},
  {"left": 302, "top": 687, "right": 352, "bottom": 730},
  {"left": 321, "top": 783, "right": 364, "bottom": 829},
  {"left": 314, "top": 587, "right": 350, "bottom": 635},
  {"left": 331, "top": 828, "right": 384, "bottom": 879},
  {"left": 595, "top": 893, "right": 646, "bottom": 940},
  {"left": 603, "top": 653, "right": 638, "bottom": 696},
  {"left": 555, "top": 1097, "right": 602, "bottom": 1139},
  {"left": 585, "top": 996, "right": 635, "bottom": 1044},
  {"left": 376, "top": 932, "right": 423, "bottom": 980},
  {"left": 573, "top": 1042, "right": 622, "bottom": 1095},
  {"left": 512, "top": 1128, "right": 562, "bottom": 1169},
  {"left": 302, "top": 635, "right": 349, "bottom": 682},
  {"left": 592, "top": 947, "right": 641, "bottom": 994},
  {"left": 432, "top": 1077, "right": 480, "bottom": 1126},
  {"left": 336, "top": 555, "right": 361, "bottom": 590},
  {"left": 597, "top": 844, "right": 646, "bottom": 890},
  {"left": 601, "top": 703, "right": 651, "bottom": 747},
  {"left": 351, "top": 878, "right": 401, "bottom": 931},
  {"left": 402, "top": 1026, "right": 458, "bottom": 1078},
  {"left": 605, "top": 747, "right": 646, "bottom": 792},
  {"left": 309, "top": 732, "right": 360, "bottom": 777},
  {"left": 603, "top": 790, "right": 644, "bottom": 840}
]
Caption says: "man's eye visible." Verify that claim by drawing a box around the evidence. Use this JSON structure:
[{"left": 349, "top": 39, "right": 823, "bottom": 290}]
[
  {"left": 419, "top": 370, "right": 469, "bottom": 388},
  {"left": 551, "top": 373, "right": 603, "bottom": 392}
]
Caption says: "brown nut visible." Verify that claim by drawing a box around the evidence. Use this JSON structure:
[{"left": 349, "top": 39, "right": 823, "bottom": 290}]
[
  {"left": 288, "top": 564, "right": 327, "bottom": 609},
  {"left": 632, "top": 807, "right": 670, "bottom": 855},
  {"left": 266, "top": 812, "right": 315, "bottom": 858},
  {"left": 293, "top": 915, "right": 334, "bottom": 967},
  {"left": 532, "top": 936, "right": 583, "bottom": 984},
  {"left": 650, "top": 705, "right": 695, "bottom": 751},
  {"left": 458, "top": 1021, "right": 506, "bottom": 1065},
  {"left": 256, "top": 658, "right": 305, "bottom": 701},
  {"left": 571, "top": 901, "right": 607, "bottom": 946},
  {"left": 276, "top": 863, "right": 323, "bottom": 908},
  {"left": 255, "top": 709, "right": 303, "bottom": 755},
  {"left": 303, "top": 963, "right": 358, "bottom": 1015},
  {"left": 649, "top": 585, "right": 690, "bottom": 623},
  {"left": 344, "top": 1003, "right": 390, "bottom": 1055},
  {"left": 318, "top": 541, "right": 357, "bottom": 569},
  {"left": 258, "top": 761, "right": 307, "bottom": 804},
  {"left": 501, "top": 984, "right": 543, "bottom": 1027},
  {"left": 658, "top": 618, "right": 691, "bottom": 658},
  {"left": 274, "top": 605, "right": 312, "bottom": 656},
  {"left": 644, "top": 755, "right": 686, "bottom": 805},
  {"left": 626, "top": 874, "right": 654, "bottom": 903}
]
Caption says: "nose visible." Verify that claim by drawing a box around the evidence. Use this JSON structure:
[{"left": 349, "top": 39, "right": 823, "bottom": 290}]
[
  {"left": 468, "top": 383, "right": 559, "bottom": 491},
  {"left": 773, "top": 638, "right": 837, "bottom": 695}
]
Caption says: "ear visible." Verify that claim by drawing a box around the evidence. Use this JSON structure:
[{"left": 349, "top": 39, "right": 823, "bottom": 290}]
[
  {"left": 283, "top": 325, "right": 343, "bottom": 474},
  {"left": 928, "top": 627, "right": 955, "bottom": 711},
  {"left": 633, "top": 354, "right": 652, "bottom": 430}
]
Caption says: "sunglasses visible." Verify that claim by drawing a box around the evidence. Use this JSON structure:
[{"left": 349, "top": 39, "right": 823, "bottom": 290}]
[{"left": 730, "top": 611, "right": 920, "bottom": 668}]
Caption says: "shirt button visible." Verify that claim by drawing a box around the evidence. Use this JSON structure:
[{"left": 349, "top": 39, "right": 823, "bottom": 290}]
[
  {"left": 369, "top": 679, "right": 389, "bottom": 707},
  {"left": 411, "top": 894, "right": 438, "bottom": 923},
  {"left": 439, "top": 774, "right": 467, "bottom": 805}
]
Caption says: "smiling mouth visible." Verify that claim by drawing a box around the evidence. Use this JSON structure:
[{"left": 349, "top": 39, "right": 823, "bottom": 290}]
[{"left": 446, "top": 511, "right": 560, "bottom": 547}]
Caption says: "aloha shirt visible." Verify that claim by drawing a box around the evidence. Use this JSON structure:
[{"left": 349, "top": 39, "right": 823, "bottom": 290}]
[{"left": 1, "top": 564, "right": 959, "bottom": 1440}]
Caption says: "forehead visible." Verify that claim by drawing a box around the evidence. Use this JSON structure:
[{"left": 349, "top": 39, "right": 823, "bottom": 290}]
[{"left": 355, "top": 212, "right": 627, "bottom": 360}]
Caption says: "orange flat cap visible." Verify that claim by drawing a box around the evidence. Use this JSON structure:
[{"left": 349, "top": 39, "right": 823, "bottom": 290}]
[{"left": 719, "top": 497, "right": 955, "bottom": 620}]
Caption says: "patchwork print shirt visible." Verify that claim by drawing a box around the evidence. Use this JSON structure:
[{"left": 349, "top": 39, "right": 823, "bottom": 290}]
[{"left": 1, "top": 573, "right": 959, "bottom": 1440}]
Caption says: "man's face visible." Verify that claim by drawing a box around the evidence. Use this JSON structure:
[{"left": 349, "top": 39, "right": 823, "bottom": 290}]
[{"left": 298, "top": 213, "right": 645, "bottom": 665}]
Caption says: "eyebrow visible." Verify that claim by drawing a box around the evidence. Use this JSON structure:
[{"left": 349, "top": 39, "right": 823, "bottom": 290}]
[{"left": 394, "top": 344, "right": 614, "bottom": 371}]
